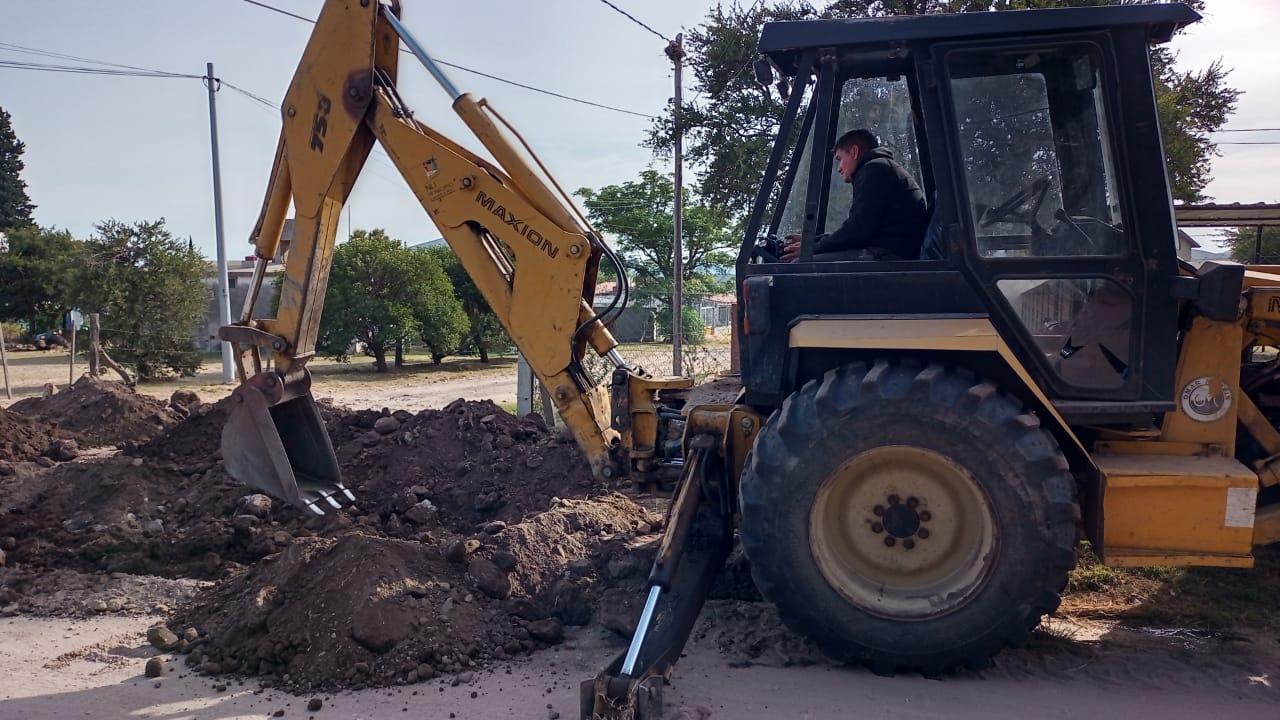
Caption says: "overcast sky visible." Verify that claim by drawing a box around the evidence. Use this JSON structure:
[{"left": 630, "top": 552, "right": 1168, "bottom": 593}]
[{"left": 2, "top": 1, "right": 1276, "bottom": 258}]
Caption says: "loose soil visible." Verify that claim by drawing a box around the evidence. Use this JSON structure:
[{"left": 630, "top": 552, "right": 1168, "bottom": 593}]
[
  {"left": 2, "top": 394, "right": 667, "bottom": 692},
  {"left": 8, "top": 376, "right": 178, "bottom": 447},
  {"left": 0, "top": 407, "right": 68, "bottom": 464}
]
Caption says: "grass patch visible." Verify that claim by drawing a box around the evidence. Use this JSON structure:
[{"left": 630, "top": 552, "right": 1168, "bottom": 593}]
[{"left": 1063, "top": 542, "right": 1280, "bottom": 632}]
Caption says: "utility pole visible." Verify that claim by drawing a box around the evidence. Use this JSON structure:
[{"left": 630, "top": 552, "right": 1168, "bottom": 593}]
[
  {"left": 666, "top": 34, "right": 685, "bottom": 376},
  {"left": 206, "top": 62, "right": 234, "bottom": 384}
]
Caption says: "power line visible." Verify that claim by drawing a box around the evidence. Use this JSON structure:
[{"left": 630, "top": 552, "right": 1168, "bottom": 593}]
[
  {"left": 595, "top": 0, "right": 671, "bottom": 42},
  {"left": 0, "top": 41, "right": 195, "bottom": 77},
  {"left": 0, "top": 58, "right": 199, "bottom": 79},
  {"left": 1213, "top": 127, "right": 1280, "bottom": 133},
  {"left": 238, "top": 0, "right": 655, "bottom": 119},
  {"left": 239, "top": 0, "right": 313, "bottom": 23}
]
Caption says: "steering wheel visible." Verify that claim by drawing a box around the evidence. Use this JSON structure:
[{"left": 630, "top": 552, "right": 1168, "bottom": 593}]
[
  {"left": 979, "top": 177, "right": 1052, "bottom": 234},
  {"left": 752, "top": 234, "right": 782, "bottom": 263}
]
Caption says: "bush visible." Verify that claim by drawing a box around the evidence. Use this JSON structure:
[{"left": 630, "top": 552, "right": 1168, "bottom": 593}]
[{"left": 656, "top": 305, "right": 706, "bottom": 346}]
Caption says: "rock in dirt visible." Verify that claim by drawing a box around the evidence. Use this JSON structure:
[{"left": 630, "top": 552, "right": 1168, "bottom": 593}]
[
  {"left": 145, "top": 657, "right": 164, "bottom": 678},
  {"left": 9, "top": 377, "right": 178, "bottom": 447},
  {"left": 404, "top": 499, "right": 437, "bottom": 525},
  {"left": 45, "top": 438, "right": 81, "bottom": 462},
  {"left": 468, "top": 557, "right": 511, "bottom": 599},
  {"left": 527, "top": 618, "right": 564, "bottom": 644},
  {"left": 169, "top": 390, "right": 202, "bottom": 415},
  {"left": 373, "top": 416, "right": 401, "bottom": 435},
  {"left": 351, "top": 598, "right": 412, "bottom": 653},
  {"left": 237, "top": 494, "right": 273, "bottom": 519},
  {"left": 307, "top": 698, "right": 323, "bottom": 712},
  {"left": 147, "top": 625, "right": 180, "bottom": 651}
]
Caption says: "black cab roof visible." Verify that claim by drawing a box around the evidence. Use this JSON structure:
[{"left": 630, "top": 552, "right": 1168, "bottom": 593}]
[{"left": 759, "top": 3, "right": 1199, "bottom": 75}]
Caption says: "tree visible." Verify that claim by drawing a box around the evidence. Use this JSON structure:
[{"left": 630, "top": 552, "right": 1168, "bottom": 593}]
[
  {"left": 577, "top": 170, "right": 735, "bottom": 345},
  {"left": 0, "top": 107, "right": 35, "bottom": 230},
  {"left": 1224, "top": 227, "right": 1280, "bottom": 264},
  {"left": 74, "top": 219, "right": 208, "bottom": 378},
  {"left": 317, "top": 229, "right": 466, "bottom": 372},
  {"left": 649, "top": 0, "right": 1236, "bottom": 218},
  {"left": 0, "top": 225, "right": 83, "bottom": 332},
  {"left": 424, "top": 245, "right": 511, "bottom": 363},
  {"left": 577, "top": 170, "right": 736, "bottom": 291},
  {"left": 412, "top": 249, "right": 470, "bottom": 365}
]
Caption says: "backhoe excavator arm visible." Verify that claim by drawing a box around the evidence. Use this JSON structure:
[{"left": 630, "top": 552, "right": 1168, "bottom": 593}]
[{"left": 219, "top": 0, "right": 664, "bottom": 500}]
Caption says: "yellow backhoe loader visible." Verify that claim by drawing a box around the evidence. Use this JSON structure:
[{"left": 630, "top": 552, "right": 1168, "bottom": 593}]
[{"left": 219, "top": 2, "right": 1280, "bottom": 717}]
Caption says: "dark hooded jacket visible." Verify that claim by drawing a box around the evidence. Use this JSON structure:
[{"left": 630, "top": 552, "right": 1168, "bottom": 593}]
[{"left": 813, "top": 146, "right": 928, "bottom": 260}]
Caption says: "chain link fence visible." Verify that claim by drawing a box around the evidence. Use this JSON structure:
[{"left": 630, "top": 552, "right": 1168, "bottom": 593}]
[{"left": 527, "top": 292, "right": 737, "bottom": 423}]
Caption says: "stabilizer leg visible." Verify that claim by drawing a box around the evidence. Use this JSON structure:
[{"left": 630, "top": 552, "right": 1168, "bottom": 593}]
[{"left": 581, "top": 436, "right": 733, "bottom": 719}]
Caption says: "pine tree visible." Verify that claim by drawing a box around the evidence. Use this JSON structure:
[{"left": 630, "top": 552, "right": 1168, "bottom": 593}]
[{"left": 0, "top": 107, "right": 36, "bottom": 230}]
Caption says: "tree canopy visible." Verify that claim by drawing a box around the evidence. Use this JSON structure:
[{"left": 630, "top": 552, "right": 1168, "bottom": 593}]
[
  {"left": 74, "top": 219, "right": 208, "bottom": 378},
  {"left": 0, "top": 225, "right": 82, "bottom": 332},
  {"left": 648, "top": 0, "right": 1236, "bottom": 219},
  {"left": 0, "top": 106, "right": 35, "bottom": 231},
  {"left": 1224, "top": 227, "right": 1280, "bottom": 265},
  {"left": 317, "top": 229, "right": 467, "bottom": 371},
  {"left": 424, "top": 245, "right": 511, "bottom": 363},
  {"left": 577, "top": 169, "right": 736, "bottom": 294}
]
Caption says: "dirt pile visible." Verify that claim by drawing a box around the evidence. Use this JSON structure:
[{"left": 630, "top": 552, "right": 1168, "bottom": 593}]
[
  {"left": 173, "top": 493, "right": 657, "bottom": 692},
  {"left": 9, "top": 376, "right": 178, "bottom": 447},
  {"left": 0, "top": 407, "right": 70, "bottom": 464},
  {"left": 333, "top": 399, "right": 604, "bottom": 530},
  {"left": 4, "top": 395, "right": 678, "bottom": 691}
]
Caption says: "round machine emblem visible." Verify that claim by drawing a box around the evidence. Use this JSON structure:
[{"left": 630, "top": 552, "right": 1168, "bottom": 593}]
[{"left": 1180, "top": 376, "right": 1233, "bottom": 423}]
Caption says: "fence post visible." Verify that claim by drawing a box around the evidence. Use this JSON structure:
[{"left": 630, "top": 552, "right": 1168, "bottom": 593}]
[
  {"left": 0, "top": 322, "right": 11, "bottom": 400},
  {"left": 89, "top": 314, "right": 101, "bottom": 377},
  {"left": 517, "top": 353, "right": 532, "bottom": 416}
]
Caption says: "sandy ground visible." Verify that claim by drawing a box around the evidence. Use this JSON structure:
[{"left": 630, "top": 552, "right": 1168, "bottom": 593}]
[
  {"left": 2, "top": 613, "right": 1276, "bottom": 720},
  {"left": 0, "top": 349, "right": 517, "bottom": 412}
]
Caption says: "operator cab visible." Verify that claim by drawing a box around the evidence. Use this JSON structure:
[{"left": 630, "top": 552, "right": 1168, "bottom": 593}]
[{"left": 738, "top": 3, "right": 1199, "bottom": 420}]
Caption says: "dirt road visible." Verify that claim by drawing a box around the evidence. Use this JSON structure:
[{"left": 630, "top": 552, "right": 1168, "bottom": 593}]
[
  {"left": 0, "top": 349, "right": 517, "bottom": 411},
  {"left": 2, "top": 612, "right": 1275, "bottom": 720}
]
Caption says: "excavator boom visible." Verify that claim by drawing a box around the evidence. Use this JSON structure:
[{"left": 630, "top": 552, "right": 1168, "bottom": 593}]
[{"left": 220, "top": 0, "right": 637, "bottom": 512}]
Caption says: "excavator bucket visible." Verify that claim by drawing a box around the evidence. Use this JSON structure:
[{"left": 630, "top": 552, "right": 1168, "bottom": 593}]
[{"left": 220, "top": 375, "right": 352, "bottom": 516}]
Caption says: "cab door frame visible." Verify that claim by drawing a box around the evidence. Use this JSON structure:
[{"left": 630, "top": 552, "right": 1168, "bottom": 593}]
[{"left": 920, "top": 28, "right": 1180, "bottom": 408}]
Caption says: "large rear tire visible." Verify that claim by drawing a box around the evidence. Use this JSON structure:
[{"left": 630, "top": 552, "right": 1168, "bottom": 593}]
[{"left": 739, "top": 359, "right": 1078, "bottom": 674}]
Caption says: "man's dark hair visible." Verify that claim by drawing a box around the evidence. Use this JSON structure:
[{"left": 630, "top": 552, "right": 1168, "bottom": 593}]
[{"left": 834, "top": 129, "right": 879, "bottom": 154}]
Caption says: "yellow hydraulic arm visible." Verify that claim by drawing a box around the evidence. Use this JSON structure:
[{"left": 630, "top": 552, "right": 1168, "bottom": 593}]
[{"left": 218, "top": 0, "right": 673, "bottom": 512}]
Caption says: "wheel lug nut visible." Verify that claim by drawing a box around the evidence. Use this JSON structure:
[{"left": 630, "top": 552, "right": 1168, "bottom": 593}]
[
  {"left": 888, "top": 494, "right": 900, "bottom": 505},
  {"left": 873, "top": 505, "right": 885, "bottom": 516},
  {"left": 871, "top": 522, "right": 884, "bottom": 534},
  {"left": 917, "top": 528, "right": 930, "bottom": 539},
  {"left": 884, "top": 536, "right": 896, "bottom": 547},
  {"left": 919, "top": 511, "right": 932, "bottom": 522},
  {"left": 906, "top": 496, "right": 919, "bottom": 509},
  {"left": 903, "top": 538, "right": 915, "bottom": 550}
]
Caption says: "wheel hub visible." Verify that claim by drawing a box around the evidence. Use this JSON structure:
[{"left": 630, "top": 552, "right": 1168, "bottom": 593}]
[
  {"left": 809, "top": 445, "right": 997, "bottom": 620},
  {"left": 880, "top": 499, "right": 922, "bottom": 538}
]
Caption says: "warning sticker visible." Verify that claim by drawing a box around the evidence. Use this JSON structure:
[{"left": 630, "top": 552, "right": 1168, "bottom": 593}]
[{"left": 1224, "top": 487, "right": 1258, "bottom": 528}]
